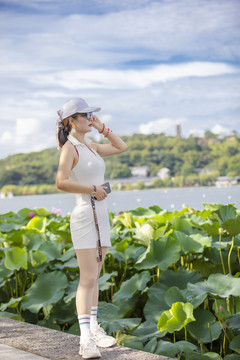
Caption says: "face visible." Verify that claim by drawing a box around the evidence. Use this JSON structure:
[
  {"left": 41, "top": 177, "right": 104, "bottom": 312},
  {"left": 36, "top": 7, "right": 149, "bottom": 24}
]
[{"left": 71, "top": 113, "right": 93, "bottom": 133}]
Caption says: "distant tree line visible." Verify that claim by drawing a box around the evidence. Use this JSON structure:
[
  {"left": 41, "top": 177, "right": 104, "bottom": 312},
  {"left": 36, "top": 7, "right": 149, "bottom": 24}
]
[{"left": 0, "top": 132, "right": 239, "bottom": 194}]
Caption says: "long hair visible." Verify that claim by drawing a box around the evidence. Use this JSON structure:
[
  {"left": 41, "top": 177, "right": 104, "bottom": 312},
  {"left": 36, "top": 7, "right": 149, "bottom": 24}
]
[{"left": 56, "top": 113, "right": 78, "bottom": 149}]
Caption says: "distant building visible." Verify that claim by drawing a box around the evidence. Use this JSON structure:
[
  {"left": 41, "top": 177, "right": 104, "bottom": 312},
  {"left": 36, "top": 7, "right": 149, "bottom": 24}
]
[
  {"left": 176, "top": 124, "right": 181, "bottom": 137},
  {"left": 215, "top": 176, "right": 240, "bottom": 188},
  {"left": 157, "top": 167, "right": 170, "bottom": 180},
  {"left": 194, "top": 168, "right": 211, "bottom": 175},
  {"left": 130, "top": 166, "right": 148, "bottom": 177}
]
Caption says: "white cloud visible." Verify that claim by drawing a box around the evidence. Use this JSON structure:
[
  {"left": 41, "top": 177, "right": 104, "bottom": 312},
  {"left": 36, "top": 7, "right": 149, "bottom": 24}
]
[
  {"left": 211, "top": 124, "right": 232, "bottom": 135},
  {"left": 139, "top": 118, "right": 187, "bottom": 135},
  {"left": 1, "top": 132, "right": 13, "bottom": 144},
  {"left": 0, "top": 0, "right": 239, "bottom": 157},
  {"left": 31, "top": 62, "right": 239, "bottom": 90}
]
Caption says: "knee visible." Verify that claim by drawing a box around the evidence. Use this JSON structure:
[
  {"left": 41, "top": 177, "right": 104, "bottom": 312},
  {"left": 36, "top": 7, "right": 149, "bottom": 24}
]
[{"left": 80, "top": 274, "right": 98, "bottom": 288}]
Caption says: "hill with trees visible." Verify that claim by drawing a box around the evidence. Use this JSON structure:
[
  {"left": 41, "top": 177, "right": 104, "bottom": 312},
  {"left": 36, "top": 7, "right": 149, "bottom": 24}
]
[{"left": 0, "top": 131, "right": 239, "bottom": 195}]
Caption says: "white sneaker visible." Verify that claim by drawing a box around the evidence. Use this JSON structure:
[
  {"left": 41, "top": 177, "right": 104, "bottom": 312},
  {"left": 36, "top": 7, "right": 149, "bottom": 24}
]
[
  {"left": 79, "top": 335, "right": 101, "bottom": 359},
  {"left": 91, "top": 323, "right": 117, "bottom": 348}
]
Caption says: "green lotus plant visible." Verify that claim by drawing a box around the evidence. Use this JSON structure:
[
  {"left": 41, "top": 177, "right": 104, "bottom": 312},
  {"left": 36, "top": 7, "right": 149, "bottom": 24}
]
[{"left": 0, "top": 203, "right": 240, "bottom": 359}]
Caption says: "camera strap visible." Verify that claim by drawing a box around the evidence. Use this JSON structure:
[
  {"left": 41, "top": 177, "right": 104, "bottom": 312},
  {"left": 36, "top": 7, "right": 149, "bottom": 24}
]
[{"left": 90, "top": 196, "right": 102, "bottom": 262}]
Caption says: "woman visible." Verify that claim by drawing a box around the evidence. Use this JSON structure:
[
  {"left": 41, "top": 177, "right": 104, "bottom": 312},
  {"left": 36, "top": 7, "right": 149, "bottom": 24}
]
[{"left": 55, "top": 98, "right": 127, "bottom": 359}]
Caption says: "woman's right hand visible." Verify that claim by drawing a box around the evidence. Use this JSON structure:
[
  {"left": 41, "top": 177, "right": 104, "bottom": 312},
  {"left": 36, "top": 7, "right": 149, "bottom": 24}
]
[{"left": 94, "top": 185, "right": 107, "bottom": 201}]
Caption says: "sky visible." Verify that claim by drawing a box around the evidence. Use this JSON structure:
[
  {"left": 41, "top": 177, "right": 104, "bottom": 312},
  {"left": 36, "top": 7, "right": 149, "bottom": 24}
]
[{"left": 0, "top": 0, "right": 239, "bottom": 158}]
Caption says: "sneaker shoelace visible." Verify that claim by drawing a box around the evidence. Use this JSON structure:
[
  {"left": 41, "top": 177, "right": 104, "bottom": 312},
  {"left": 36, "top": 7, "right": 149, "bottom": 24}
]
[
  {"left": 94, "top": 324, "right": 107, "bottom": 337},
  {"left": 82, "top": 336, "right": 97, "bottom": 349}
]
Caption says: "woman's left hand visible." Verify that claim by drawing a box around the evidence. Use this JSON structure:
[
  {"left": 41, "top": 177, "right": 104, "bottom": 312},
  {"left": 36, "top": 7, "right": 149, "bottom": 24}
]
[{"left": 90, "top": 115, "right": 103, "bottom": 132}]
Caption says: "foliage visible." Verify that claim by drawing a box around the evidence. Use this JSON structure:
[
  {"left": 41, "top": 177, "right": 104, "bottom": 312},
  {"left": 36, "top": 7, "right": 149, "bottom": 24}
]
[
  {"left": 0, "top": 133, "right": 239, "bottom": 194},
  {"left": 0, "top": 203, "right": 240, "bottom": 359}
]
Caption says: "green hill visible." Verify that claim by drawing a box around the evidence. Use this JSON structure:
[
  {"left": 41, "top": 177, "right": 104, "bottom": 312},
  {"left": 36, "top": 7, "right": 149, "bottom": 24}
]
[{"left": 0, "top": 132, "right": 239, "bottom": 195}]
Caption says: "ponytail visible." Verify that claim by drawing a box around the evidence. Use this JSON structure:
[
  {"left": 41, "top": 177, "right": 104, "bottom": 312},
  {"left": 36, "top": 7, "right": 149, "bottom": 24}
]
[{"left": 56, "top": 113, "right": 78, "bottom": 149}]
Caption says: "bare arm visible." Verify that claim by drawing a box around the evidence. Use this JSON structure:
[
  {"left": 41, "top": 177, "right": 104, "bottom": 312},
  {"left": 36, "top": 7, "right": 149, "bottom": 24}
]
[{"left": 90, "top": 115, "right": 128, "bottom": 157}]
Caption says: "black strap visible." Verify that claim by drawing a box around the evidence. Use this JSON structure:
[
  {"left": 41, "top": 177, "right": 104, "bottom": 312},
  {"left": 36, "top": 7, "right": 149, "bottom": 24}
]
[{"left": 90, "top": 196, "right": 102, "bottom": 262}]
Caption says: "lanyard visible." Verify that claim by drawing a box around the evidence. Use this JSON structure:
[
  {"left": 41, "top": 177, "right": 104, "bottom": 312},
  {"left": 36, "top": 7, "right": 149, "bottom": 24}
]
[{"left": 90, "top": 196, "right": 102, "bottom": 262}]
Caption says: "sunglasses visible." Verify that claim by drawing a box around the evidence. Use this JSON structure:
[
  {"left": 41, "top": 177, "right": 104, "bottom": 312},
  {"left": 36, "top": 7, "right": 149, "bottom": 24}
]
[{"left": 80, "top": 113, "right": 93, "bottom": 120}]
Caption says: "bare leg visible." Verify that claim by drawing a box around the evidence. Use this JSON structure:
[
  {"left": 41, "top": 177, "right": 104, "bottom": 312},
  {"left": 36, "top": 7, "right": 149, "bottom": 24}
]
[
  {"left": 75, "top": 248, "right": 99, "bottom": 315},
  {"left": 92, "top": 246, "right": 109, "bottom": 307}
]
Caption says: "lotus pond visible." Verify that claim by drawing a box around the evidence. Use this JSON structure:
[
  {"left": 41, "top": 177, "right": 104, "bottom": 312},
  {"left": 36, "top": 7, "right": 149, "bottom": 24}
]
[{"left": 0, "top": 203, "right": 240, "bottom": 360}]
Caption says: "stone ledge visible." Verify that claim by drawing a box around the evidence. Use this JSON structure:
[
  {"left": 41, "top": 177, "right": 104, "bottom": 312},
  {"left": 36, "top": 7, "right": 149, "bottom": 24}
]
[{"left": 0, "top": 317, "right": 174, "bottom": 360}]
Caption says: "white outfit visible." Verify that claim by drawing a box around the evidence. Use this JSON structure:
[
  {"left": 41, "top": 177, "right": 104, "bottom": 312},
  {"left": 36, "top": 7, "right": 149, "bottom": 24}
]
[{"left": 67, "top": 134, "right": 111, "bottom": 249}]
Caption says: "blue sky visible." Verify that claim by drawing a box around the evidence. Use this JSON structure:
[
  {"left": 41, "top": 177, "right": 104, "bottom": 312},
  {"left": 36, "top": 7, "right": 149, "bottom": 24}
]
[{"left": 0, "top": 0, "right": 239, "bottom": 158}]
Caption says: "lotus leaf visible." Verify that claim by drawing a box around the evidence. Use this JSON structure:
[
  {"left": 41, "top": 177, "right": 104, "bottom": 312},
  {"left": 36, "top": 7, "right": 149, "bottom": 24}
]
[
  {"left": 4, "top": 247, "right": 28, "bottom": 270},
  {"left": 187, "top": 273, "right": 240, "bottom": 298},
  {"left": 63, "top": 279, "right": 79, "bottom": 303},
  {"left": 144, "top": 337, "right": 157, "bottom": 353},
  {"left": 57, "top": 247, "right": 75, "bottom": 262},
  {"left": 118, "top": 212, "right": 135, "bottom": 228},
  {"left": 0, "top": 263, "right": 13, "bottom": 280},
  {"left": 164, "top": 286, "right": 186, "bottom": 307},
  {"left": 134, "top": 222, "right": 155, "bottom": 246},
  {"left": 38, "top": 241, "right": 63, "bottom": 261},
  {"left": 50, "top": 299, "right": 76, "bottom": 324},
  {"left": 37, "top": 318, "right": 61, "bottom": 331},
  {"left": 173, "top": 231, "right": 211, "bottom": 253},
  {"left": 122, "top": 244, "right": 146, "bottom": 262},
  {"left": 222, "top": 217, "right": 240, "bottom": 236},
  {"left": 230, "top": 334, "right": 240, "bottom": 353},
  {"left": 187, "top": 352, "right": 222, "bottom": 360},
  {"left": 116, "top": 333, "right": 144, "bottom": 350},
  {"left": 135, "top": 236, "right": 180, "bottom": 271},
  {"left": 203, "top": 203, "right": 223, "bottom": 211},
  {"left": 98, "top": 271, "right": 118, "bottom": 291},
  {"left": 17, "top": 208, "right": 34, "bottom": 219},
  {"left": 22, "top": 271, "right": 68, "bottom": 313},
  {"left": 216, "top": 205, "right": 237, "bottom": 224},
  {"left": 28, "top": 250, "right": 47, "bottom": 267},
  {"left": 187, "top": 309, "right": 222, "bottom": 343},
  {"left": 159, "top": 268, "right": 203, "bottom": 288},
  {"left": 22, "top": 231, "right": 45, "bottom": 251},
  {"left": 115, "top": 238, "right": 129, "bottom": 252},
  {"left": 155, "top": 340, "right": 197, "bottom": 357},
  {"left": 228, "top": 312, "right": 240, "bottom": 331},
  {"left": 105, "top": 318, "right": 141, "bottom": 335},
  {"left": 132, "top": 319, "right": 166, "bottom": 341},
  {"left": 67, "top": 321, "right": 80, "bottom": 335},
  {"left": 172, "top": 217, "right": 191, "bottom": 231},
  {"left": 107, "top": 247, "right": 126, "bottom": 262},
  {"left": 113, "top": 271, "right": 151, "bottom": 304},
  {"left": 34, "top": 208, "right": 52, "bottom": 217},
  {"left": 130, "top": 206, "right": 161, "bottom": 217},
  {"left": 144, "top": 283, "right": 169, "bottom": 323},
  {"left": 224, "top": 355, "right": 240, "bottom": 360},
  {"left": 157, "top": 302, "right": 195, "bottom": 333},
  {"left": 54, "top": 257, "right": 78, "bottom": 270},
  {"left": 26, "top": 216, "right": 47, "bottom": 232},
  {"left": 0, "top": 222, "right": 22, "bottom": 233},
  {"left": 0, "top": 296, "right": 27, "bottom": 311}
]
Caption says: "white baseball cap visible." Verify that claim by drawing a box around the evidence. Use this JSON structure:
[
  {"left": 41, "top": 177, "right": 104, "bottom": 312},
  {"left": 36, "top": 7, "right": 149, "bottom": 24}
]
[{"left": 58, "top": 98, "right": 101, "bottom": 121}]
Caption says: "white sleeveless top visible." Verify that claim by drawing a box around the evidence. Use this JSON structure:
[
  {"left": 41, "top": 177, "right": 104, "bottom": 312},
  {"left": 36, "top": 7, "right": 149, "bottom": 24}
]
[{"left": 67, "top": 134, "right": 111, "bottom": 249}]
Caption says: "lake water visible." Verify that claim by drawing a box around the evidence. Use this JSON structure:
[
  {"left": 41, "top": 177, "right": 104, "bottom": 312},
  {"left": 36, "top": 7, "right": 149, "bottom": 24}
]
[{"left": 0, "top": 186, "right": 239, "bottom": 215}]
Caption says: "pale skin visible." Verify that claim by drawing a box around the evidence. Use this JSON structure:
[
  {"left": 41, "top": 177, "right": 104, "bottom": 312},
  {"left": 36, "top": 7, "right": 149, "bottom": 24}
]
[{"left": 56, "top": 113, "right": 127, "bottom": 314}]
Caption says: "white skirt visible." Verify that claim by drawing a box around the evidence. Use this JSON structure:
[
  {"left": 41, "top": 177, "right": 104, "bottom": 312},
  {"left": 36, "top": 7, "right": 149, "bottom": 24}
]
[{"left": 70, "top": 194, "right": 111, "bottom": 249}]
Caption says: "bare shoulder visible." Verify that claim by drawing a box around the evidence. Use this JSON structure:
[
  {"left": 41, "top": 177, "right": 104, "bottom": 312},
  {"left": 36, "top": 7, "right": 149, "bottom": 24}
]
[{"left": 60, "top": 140, "right": 76, "bottom": 160}]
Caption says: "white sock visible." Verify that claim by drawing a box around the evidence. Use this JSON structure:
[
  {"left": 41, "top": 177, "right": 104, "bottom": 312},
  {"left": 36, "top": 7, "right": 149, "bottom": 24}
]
[
  {"left": 90, "top": 306, "right": 98, "bottom": 330},
  {"left": 78, "top": 314, "right": 91, "bottom": 342}
]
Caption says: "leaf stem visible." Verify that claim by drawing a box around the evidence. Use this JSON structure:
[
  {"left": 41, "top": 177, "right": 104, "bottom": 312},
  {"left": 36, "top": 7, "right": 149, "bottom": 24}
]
[
  {"left": 208, "top": 322, "right": 213, "bottom": 351},
  {"left": 228, "top": 236, "right": 234, "bottom": 275},
  {"left": 219, "top": 233, "right": 226, "bottom": 274}
]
